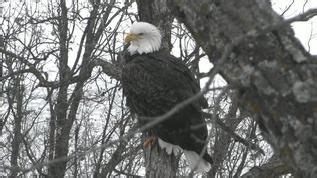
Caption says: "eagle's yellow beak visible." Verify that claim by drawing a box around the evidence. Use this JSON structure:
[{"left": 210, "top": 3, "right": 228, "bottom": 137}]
[{"left": 125, "top": 33, "right": 139, "bottom": 44}]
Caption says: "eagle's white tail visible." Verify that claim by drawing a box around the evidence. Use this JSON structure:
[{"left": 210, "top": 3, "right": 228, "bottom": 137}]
[
  {"left": 158, "top": 138, "right": 182, "bottom": 156},
  {"left": 183, "top": 150, "right": 211, "bottom": 172},
  {"left": 158, "top": 138, "right": 211, "bottom": 172}
]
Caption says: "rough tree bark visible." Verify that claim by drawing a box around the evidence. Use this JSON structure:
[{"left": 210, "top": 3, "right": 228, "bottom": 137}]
[
  {"left": 135, "top": 0, "right": 178, "bottom": 177},
  {"left": 167, "top": 0, "right": 317, "bottom": 177}
]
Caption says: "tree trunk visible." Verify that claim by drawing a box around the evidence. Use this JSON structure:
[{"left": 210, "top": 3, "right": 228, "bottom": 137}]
[
  {"left": 9, "top": 80, "right": 23, "bottom": 178},
  {"left": 136, "top": 0, "right": 178, "bottom": 177},
  {"left": 48, "top": 0, "right": 70, "bottom": 177},
  {"left": 144, "top": 142, "right": 178, "bottom": 178},
  {"left": 168, "top": 0, "right": 317, "bottom": 177},
  {"left": 47, "top": 94, "right": 56, "bottom": 177},
  {"left": 47, "top": 1, "right": 120, "bottom": 177},
  {"left": 136, "top": 0, "right": 173, "bottom": 52},
  {"left": 0, "top": 35, "right": 3, "bottom": 97}
]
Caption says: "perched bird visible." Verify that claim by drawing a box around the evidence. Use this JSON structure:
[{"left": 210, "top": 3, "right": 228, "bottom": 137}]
[{"left": 121, "top": 21, "right": 212, "bottom": 172}]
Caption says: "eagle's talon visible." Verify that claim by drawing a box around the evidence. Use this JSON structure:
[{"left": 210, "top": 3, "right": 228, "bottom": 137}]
[{"left": 143, "top": 136, "right": 157, "bottom": 148}]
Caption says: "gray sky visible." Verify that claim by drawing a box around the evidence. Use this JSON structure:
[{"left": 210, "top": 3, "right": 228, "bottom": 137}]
[{"left": 272, "top": 0, "right": 317, "bottom": 54}]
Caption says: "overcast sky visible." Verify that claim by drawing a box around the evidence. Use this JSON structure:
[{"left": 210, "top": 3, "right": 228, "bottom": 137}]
[{"left": 272, "top": 0, "right": 317, "bottom": 54}]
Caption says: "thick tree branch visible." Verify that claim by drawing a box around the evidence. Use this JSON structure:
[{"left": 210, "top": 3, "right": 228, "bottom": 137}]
[{"left": 167, "top": 0, "right": 317, "bottom": 177}]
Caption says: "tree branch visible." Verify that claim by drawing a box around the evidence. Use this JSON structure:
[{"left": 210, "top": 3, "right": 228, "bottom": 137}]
[{"left": 167, "top": 0, "right": 317, "bottom": 177}]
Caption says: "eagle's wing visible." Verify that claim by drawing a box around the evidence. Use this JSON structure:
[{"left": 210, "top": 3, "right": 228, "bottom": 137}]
[
  {"left": 121, "top": 51, "right": 213, "bottom": 167},
  {"left": 149, "top": 52, "right": 208, "bottom": 108},
  {"left": 122, "top": 52, "right": 207, "bottom": 115}
]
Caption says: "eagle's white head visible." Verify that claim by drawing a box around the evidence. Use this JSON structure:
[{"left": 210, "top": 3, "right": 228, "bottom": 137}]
[{"left": 125, "top": 22, "right": 161, "bottom": 55}]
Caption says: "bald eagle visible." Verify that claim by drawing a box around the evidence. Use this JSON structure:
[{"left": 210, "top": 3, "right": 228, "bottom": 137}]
[{"left": 121, "top": 22, "right": 212, "bottom": 172}]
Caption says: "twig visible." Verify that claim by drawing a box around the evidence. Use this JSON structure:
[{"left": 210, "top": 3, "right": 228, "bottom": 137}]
[
  {"left": 203, "top": 112, "right": 265, "bottom": 155},
  {"left": 189, "top": 87, "right": 229, "bottom": 176},
  {"left": 281, "top": 0, "right": 294, "bottom": 16}
]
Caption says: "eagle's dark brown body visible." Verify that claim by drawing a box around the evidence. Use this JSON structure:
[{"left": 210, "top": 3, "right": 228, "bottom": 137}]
[{"left": 121, "top": 51, "right": 213, "bottom": 164}]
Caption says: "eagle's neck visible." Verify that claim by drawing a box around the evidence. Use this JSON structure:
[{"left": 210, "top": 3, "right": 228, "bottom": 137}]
[{"left": 125, "top": 51, "right": 161, "bottom": 63}]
